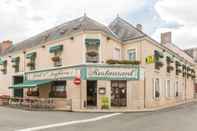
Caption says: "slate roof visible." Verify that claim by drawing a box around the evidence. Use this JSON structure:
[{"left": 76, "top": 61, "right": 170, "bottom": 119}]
[
  {"left": 1, "top": 15, "right": 118, "bottom": 55},
  {"left": 108, "top": 16, "right": 146, "bottom": 42}
]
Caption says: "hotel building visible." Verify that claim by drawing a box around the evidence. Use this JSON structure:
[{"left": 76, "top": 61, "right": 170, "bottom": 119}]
[{"left": 0, "top": 15, "right": 195, "bottom": 111}]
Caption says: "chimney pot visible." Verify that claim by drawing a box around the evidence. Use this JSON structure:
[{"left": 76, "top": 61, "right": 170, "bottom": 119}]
[
  {"left": 161, "top": 32, "right": 172, "bottom": 44},
  {"left": 0, "top": 40, "right": 13, "bottom": 54}
]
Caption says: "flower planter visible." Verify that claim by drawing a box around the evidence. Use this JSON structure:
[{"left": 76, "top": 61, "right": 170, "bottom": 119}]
[
  {"left": 51, "top": 56, "right": 60, "bottom": 62},
  {"left": 106, "top": 59, "right": 140, "bottom": 65},
  {"left": 27, "top": 62, "right": 35, "bottom": 67}
]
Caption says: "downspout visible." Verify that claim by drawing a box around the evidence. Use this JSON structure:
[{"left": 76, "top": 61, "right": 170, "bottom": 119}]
[{"left": 140, "top": 40, "right": 146, "bottom": 108}]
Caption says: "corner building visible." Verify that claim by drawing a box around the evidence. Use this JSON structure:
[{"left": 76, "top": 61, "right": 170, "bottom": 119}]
[{"left": 0, "top": 15, "right": 195, "bottom": 111}]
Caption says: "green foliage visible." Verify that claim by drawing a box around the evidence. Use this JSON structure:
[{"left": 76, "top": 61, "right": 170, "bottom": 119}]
[
  {"left": 101, "top": 96, "right": 109, "bottom": 109},
  {"left": 106, "top": 59, "right": 140, "bottom": 65}
]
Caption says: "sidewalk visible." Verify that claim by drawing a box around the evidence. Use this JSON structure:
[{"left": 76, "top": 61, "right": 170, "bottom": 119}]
[{"left": 74, "top": 99, "right": 197, "bottom": 113}]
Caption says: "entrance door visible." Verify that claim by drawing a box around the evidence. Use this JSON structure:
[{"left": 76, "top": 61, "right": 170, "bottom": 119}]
[
  {"left": 111, "top": 81, "right": 127, "bottom": 107},
  {"left": 87, "top": 80, "right": 97, "bottom": 106},
  {"left": 13, "top": 76, "right": 24, "bottom": 97}
]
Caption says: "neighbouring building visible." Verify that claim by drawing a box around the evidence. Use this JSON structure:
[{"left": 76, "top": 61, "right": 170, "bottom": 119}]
[{"left": 0, "top": 15, "right": 195, "bottom": 111}]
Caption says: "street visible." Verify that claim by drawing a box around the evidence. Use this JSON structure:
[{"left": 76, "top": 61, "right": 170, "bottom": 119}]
[{"left": 1, "top": 102, "right": 197, "bottom": 131}]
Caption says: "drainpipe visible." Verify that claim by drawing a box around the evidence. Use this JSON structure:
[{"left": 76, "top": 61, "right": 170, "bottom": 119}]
[{"left": 185, "top": 62, "right": 187, "bottom": 103}]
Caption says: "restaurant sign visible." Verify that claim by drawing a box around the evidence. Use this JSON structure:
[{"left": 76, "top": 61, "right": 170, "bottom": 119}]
[
  {"left": 86, "top": 66, "right": 139, "bottom": 80},
  {"left": 26, "top": 68, "right": 80, "bottom": 80}
]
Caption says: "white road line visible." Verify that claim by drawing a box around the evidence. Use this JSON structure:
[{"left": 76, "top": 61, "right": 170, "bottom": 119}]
[{"left": 17, "top": 113, "right": 121, "bottom": 131}]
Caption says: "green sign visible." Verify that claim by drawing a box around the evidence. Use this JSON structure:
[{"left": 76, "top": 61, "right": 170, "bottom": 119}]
[{"left": 86, "top": 66, "right": 139, "bottom": 80}]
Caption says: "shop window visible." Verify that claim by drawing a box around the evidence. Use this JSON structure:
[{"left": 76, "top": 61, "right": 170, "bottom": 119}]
[
  {"left": 127, "top": 49, "right": 136, "bottom": 61},
  {"left": 111, "top": 81, "right": 127, "bottom": 107},
  {"left": 85, "top": 39, "right": 100, "bottom": 63},
  {"left": 50, "top": 81, "right": 66, "bottom": 98},
  {"left": 27, "top": 88, "right": 39, "bottom": 96},
  {"left": 113, "top": 48, "right": 121, "bottom": 60}
]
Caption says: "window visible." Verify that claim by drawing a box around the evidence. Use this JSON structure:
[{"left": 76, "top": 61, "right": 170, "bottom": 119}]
[
  {"left": 50, "top": 81, "right": 66, "bottom": 98},
  {"left": 27, "top": 88, "right": 39, "bottom": 96},
  {"left": 85, "top": 39, "right": 100, "bottom": 63},
  {"left": 167, "top": 80, "right": 170, "bottom": 97},
  {"left": 113, "top": 48, "right": 121, "bottom": 60},
  {"left": 26, "top": 52, "right": 36, "bottom": 70},
  {"left": 0, "top": 60, "right": 7, "bottom": 74},
  {"left": 53, "top": 51, "right": 62, "bottom": 67},
  {"left": 12, "top": 57, "right": 20, "bottom": 73},
  {"left": 127, "top": 49, "right": 136, "bottom": 61},
  {"left": 49, "top": 45, "right": 63, "bottom": 67},
  {"left": 153, "top": 78, "right": 160, "bottom": 100},
  {"left": 175, "top": 81, "right": 179, "bottom": 97}
]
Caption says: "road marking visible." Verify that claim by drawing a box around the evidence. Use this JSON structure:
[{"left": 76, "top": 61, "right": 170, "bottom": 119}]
[{"left": 17, "top": 113, "right": 121, "bottom": 131}]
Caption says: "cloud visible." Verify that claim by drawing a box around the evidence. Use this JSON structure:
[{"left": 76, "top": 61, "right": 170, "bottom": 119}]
[
  {"left": 0, "top": 0, "right": 145, "bottom": 43},
  {"left": 153, "top": 0, "right": 197, "bottom": 49}
]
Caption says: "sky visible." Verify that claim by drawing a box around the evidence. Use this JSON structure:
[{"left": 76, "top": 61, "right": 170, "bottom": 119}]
[{"left": 0, "top": 0, "right": 196, "bottom": 49}]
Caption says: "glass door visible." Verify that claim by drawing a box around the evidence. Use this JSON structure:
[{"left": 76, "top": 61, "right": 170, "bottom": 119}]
[{"left": 111, "top": 81, "right": 127, "bottom": 107}]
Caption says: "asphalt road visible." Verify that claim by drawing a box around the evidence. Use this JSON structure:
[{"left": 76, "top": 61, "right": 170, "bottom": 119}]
[{"left": 1, "top": 102, "right": 197, "bottom": 131}]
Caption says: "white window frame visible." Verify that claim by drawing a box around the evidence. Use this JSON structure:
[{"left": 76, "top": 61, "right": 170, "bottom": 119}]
[{"left": 127, "top": 48, "right": 137, "bottom": 61}]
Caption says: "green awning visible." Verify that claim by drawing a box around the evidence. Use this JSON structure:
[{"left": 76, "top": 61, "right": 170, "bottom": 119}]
[
  {"left": 0, "top": 58, "right": 5, "bottom": 65},
  {"left": 49, "top": 45, "right": 63, "bottom": 53},
  {"left": 9, "top": 80, "right": 52, "bottom": 89},
  {"left": 26, "top": 52, "right": 37, "bottom": 59}
]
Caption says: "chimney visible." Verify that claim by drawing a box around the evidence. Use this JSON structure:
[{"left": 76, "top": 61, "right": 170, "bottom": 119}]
[
  {"left": 161, "top": 32, "right": 172, "bottom": 44},
  {"left": 136, "top": 24, "right": 142, "bottom": 31},
  {"left": 0, "top": 40, "right": 13, "bottom": 54}
]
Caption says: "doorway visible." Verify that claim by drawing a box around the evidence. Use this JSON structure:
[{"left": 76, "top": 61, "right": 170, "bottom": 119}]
[
  {"left": 111, "top": 81, "right": 127, "bottom": 107},
  {"left": 87, "top": 80, "right": 97, "bottom": 106},
  {"left": 13, "top": 76, "right": 24, "bottom": 97}
]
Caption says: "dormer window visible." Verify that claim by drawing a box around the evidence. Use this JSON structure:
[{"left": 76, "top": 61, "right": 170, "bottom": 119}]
[
  {"left": 85, "top": 39, "right": 100, "bottom": 63},
  {"left": 26, "top": 52, "right": 37, "bottom": 70},
  {"left": 11, "top": 57, "right": 20, "bottom": 73},
  {"left": 49, "top": 45, "right": 63, "bottom": 67}
]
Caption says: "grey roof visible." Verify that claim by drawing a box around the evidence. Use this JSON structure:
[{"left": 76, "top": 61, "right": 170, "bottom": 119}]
[
  {"left": 2, "top": 15, "right": 118, "bottom": 55},
  {"left": 109, "top": 16, "right": 146, "bottom": 41}
]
